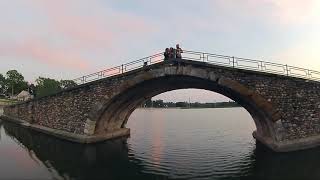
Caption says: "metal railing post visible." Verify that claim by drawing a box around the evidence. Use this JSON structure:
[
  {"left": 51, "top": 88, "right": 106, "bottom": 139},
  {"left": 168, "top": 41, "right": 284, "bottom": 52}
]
[
  {"left": 307, "top": 69, "right": 311, "bottom": 79},
  {"left": 232, "top": 57, "right": 235, "bottom": 68},
  {"left": 82, "top": 76, "right": 85, "bottom": 84},
  {"left": 285, "top": 64, "right": 289, "bottom": 76},
  {"left": 121, "top": 64, "right": 124, "bottom": 73}
]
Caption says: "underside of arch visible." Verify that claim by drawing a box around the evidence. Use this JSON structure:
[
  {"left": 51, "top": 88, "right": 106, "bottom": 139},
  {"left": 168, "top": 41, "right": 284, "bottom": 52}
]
[{"left": 92, "top": 75, "right": 281, "bottom": 147}]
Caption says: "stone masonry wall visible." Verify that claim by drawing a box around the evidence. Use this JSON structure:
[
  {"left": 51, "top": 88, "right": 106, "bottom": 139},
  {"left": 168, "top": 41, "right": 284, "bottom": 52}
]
[
  {"left": 4, "top": 76, "right": 127, "bottom": 134},
  {"left": 219, "top": 69, "right": 320, "bottom": 141}
]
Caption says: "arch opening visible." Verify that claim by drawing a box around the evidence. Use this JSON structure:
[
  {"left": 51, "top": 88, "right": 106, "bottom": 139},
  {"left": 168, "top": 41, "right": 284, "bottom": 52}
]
[{"left": 93, "top": 75, "right": 277, "bottom": 142}]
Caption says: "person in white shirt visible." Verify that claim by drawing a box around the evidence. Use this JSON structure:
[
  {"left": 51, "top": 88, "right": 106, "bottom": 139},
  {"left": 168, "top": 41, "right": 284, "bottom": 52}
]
[{"left": 176, "top": 44, "right": 183, "bottom": 59}]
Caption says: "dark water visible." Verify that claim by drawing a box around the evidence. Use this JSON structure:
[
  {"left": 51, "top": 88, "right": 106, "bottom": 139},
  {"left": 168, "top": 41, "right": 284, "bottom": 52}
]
[{"left": 1, "top": 108, "right": 320, "bottom": 180}]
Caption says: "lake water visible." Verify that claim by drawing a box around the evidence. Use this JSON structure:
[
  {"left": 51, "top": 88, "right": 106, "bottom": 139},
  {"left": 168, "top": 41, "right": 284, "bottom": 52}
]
[{"left": 1, "top": 108, "right": 320, "bottom": 180}]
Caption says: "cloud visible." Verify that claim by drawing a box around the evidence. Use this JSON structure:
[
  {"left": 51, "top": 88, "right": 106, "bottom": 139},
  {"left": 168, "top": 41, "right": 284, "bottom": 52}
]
[
  {"left": 1, "top": 0, "right": 320, "bottom": 83},
  {"left": 0, "top": 40, "right": 90, "bottom": 70},
  {"left": 28, "top": 0, "right": 155, "bottom": 49},
  {"left": 272, "top": 38, "right": 320, "bottom": 70},
  {"left": 214, "top": 0, "right": 318, "bottom": 26},
  {"left": 0, "top": 0, "right": 156, "bottom": 74},
  {"left": 258, "top": 0, "right": 317, "bottom": 25}
]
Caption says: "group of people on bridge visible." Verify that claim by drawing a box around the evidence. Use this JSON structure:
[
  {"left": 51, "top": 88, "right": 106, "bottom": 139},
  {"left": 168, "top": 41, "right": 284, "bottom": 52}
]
[{"left": 164, "top": 44, "right": 183, "bottom": 60}]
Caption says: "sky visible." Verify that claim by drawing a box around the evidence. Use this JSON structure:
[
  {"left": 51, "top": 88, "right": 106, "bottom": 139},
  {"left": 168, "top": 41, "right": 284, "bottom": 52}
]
[{"left": 0, "top": 0, "right": 320, "bottom": 102}]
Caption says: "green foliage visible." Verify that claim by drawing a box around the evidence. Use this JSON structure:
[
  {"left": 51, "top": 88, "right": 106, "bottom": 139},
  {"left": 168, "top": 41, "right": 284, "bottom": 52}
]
[
  {"left": 35, "top": 77, "right": 77, "bottom": 98},
  {"left": 36, "top": 77, "right": 62, "bottom": 98},
  {"left": 1, "top": 69, "right": 78, "bottom": 98},
  {"left": 144, "top": 98, "right": 152, "bottom": 107},
  {"left": 153, "top": 100, "right": 164, "bottom": 107},
  {"left": 5, "top": 70, "right": 28, "bottom": 95},
  {"left": 60, "top": 80, "right": 77, "bottom": 89},
  {"left": 175, "top": 102, "right": 188, "bottom": 107}
]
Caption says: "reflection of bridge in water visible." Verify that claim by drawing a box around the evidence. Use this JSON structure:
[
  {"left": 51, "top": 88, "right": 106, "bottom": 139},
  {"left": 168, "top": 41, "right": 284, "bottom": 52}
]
[
  {"left": 3, "top": 122, "right": 320, "bottom": 180},
  {"left": 2, "top": 122, "right": 159, "bottom": 179},
  {"left": 2, "top": 50, "right": 320, "bottom": 152}
]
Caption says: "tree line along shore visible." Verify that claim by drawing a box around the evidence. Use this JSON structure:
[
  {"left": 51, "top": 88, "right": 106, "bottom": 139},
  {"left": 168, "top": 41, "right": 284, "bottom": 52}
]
[
  {"left": 142, "top": 99, "right": 240, "bottom": 109},
  {"left": 0, "top": 69, "right": 76, "bottom": 100}
]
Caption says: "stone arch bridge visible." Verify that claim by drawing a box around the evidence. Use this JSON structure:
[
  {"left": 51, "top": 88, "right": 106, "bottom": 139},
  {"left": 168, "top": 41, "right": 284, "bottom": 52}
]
[{"left": 2, "top": 51, "right": 320, "bottom": 152}]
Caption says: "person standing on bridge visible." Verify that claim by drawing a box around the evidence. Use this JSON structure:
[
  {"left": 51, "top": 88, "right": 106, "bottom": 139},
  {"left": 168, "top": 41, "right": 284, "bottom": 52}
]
[
  {"left": 176, "top": 44, "right": 183, "bottom": 59},
  {"left": 169, "top": 47, "right": 175, "bottom": 59},
  {"left": 164, "top": 48, "right": 170, "bottom": 60},
  {"left": 28, "top": 83, "right": 36, "bottom": 98}
]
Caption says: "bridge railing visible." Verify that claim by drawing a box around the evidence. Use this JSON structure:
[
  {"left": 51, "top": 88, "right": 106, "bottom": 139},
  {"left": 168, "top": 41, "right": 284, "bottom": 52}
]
[
  {"left": 73, "top": 50, "right": 320, "bottom": 85},
  {"left": 73, "top": 53, "right": 163, "bottom": 85}
]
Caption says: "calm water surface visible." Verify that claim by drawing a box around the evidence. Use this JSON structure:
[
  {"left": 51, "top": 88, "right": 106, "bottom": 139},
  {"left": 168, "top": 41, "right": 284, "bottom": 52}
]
[{"left": 1, "top": 108, "right": 320, "bottom": 180}]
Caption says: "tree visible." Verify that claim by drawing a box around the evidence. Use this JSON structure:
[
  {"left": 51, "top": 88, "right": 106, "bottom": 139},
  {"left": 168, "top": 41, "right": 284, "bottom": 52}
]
[
  {"left": 60, "top": 80, "right": 77, "bottom": 89},
  {"left": 36, "top": 77, "right": 61, "bottom": 98},
  {"left": 153, "top": 99, "right": 164, "bottom": 108},
  {"left": 176, "top": 102, "right": 188, "bottom": 107},
  {"left": 5, "top": 70, "right": 28, "bottom": 96},
  {"left": 144, "top": 98, "right": 152, "bottom": 107},
  {"left": 0, "top": 73, "right": 6, "bottom": 94}
]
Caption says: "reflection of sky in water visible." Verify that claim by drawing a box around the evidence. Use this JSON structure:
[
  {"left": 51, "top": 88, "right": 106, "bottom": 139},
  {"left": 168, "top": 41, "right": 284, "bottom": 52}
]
[
  {"left": 127, "top": 108, "right": 257, "bottom": 179},
  {"left": 0, "top": 125, "right": 52, "bottom": 180},
  {"left": 150, "top": 110, "right": 164, "bottom": 168}
]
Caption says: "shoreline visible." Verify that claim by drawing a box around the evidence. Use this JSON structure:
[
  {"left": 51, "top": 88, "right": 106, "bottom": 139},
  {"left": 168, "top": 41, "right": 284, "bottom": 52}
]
[
  {"left": 138, "top": 106, "right": 241, "bottom": 109},
  {"left": 0, "top": 106, "right": 3, "bottom": 116}
]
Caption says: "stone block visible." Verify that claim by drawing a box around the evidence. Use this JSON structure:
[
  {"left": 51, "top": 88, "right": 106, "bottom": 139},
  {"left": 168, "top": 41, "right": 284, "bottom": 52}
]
[
  {"left": 218, "top": 77, "right": 253, "bottom": 97},
  {"left": 208, "top": 71, "right": 218, "bottom": 81}
]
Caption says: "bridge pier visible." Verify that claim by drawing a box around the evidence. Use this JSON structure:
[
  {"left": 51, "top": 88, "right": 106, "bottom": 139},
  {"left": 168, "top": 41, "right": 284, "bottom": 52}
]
[
  {"left": 253, "top": 130, "right": 320, "bottom": 152},
  {"left": 0, "top": 115, "right": 130, "bottom": 143}
]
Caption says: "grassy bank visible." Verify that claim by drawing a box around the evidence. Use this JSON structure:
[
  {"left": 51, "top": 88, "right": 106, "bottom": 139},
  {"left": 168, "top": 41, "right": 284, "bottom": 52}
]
[{"left": 0, "top": 99, "right": 18, "bottom": 106}]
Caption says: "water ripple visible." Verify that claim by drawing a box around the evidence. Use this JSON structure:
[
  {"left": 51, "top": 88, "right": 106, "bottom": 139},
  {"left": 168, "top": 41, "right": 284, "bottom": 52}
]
[{"left": 124, "top": 108, "right": 260, "bottom": 179}]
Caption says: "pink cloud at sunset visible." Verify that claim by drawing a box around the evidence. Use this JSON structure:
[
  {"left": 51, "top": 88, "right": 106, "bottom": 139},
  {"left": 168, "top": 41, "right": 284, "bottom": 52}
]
[
  {"left": 0, "top": 41, "right": 90, "bottom": 70},
  {"left": 27, "top": 0, "right": 155, "bottom": 49},
  {"left": 1, "top": 0, "right": 156, "bottom": 74}
]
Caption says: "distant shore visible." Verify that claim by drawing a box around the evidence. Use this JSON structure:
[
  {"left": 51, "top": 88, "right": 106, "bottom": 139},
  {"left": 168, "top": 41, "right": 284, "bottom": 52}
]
[{"left": 143, "top": 101, "right": 240, "bottom": 109}]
